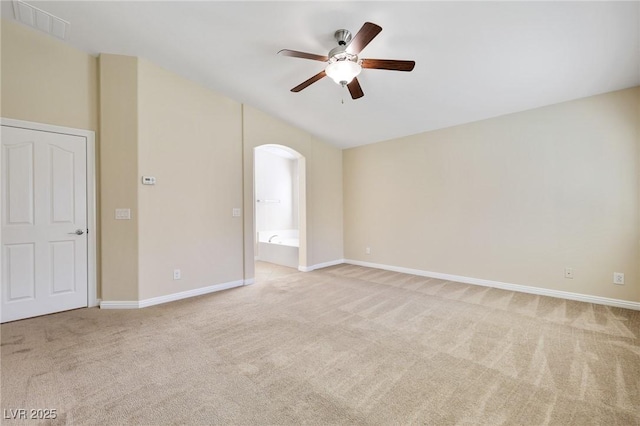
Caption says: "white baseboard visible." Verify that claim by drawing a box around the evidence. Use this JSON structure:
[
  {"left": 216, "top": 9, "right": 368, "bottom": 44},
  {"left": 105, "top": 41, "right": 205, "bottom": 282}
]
[
  {"left": 244, "top": 278, "right": 255, "bottom": 285},
  {"left": 99, "top": 300, "right": 139, "bottom": 309},
  {"left": 298, "top": 259, "right": 345, "bottom": 272},
  {"left": 344, "top": 259, "right": 640, "bottom": 311},
  {"left": 100, "top": 280, "right": 244, "bottom": 310}
]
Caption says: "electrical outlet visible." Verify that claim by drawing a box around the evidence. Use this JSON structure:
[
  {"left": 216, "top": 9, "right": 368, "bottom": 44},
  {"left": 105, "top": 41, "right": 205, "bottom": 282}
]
[
  {"left": 365, "top": 247, "right": 371, "bottom": 255},
  {"left": 613, "top": 272, "right": 624, "bottom": 285},
  {"left": 173, "top": 269, "right": 181, "bottom": 280},
  {"left": 564, "top": 267, "right": 573, "bottom": 279}
]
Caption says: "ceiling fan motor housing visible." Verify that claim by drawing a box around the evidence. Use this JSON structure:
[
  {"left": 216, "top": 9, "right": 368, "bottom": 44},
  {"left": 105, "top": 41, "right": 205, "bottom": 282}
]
[{"left": 328, "top": 46, "right": 358, "bottom": 63}]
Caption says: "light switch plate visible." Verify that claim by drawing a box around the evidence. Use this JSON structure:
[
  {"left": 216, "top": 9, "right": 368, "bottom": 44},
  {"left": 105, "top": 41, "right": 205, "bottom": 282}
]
[
  {"left": 232, "top": 208, "right": 241, "bottom": 217},
  {"left": 115, "top": 208, "right": 131, "bottom": 220}
]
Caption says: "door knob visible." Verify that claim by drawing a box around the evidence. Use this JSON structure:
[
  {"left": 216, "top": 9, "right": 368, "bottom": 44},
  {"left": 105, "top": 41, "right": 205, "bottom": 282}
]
[{"left": 68, "top": 229, "right": 85, "bottom": 235}]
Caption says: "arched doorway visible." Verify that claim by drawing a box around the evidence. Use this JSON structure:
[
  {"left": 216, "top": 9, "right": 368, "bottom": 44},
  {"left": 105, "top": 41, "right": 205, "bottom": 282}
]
[{"left": 253, "top": 144, "right": 307, "bottom": 276}]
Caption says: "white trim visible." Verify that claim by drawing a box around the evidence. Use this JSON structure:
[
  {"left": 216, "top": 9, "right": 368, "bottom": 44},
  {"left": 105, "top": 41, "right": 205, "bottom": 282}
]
[
  {"left": 86, "top": 128, "right": 97, "bottom": 307},
  {"left": 100, "top": 280, "right": 244, "bottom": 309},
  {"left": 99, "top": 301, "right": 139, "bottom": 310},
  {"left": 244, "top": 278, "right": 255, "bottom": 285},
  {"left": 0, "top": 118, "right": 99, "bottom": 308},
  {"left": 344, "top": 259, "right": 640, "bottom": 311},
  {"left": 299, "top": 259, "right": 345, "bottom": 272}
]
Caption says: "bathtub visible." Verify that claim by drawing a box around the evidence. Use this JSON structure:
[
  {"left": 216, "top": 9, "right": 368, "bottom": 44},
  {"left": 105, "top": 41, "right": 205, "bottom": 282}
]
[{"left": 257, "top": 230, "right": 299, "bottom": 268}]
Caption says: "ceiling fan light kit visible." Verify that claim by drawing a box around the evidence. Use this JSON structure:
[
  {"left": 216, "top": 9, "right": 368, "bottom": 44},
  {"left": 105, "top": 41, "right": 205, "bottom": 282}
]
[
  {"left": 279, "top": 22, "right": 415, "bottom": 100},
  {"left": 326, "top": 60, "right": 361, "bottom": 86}
]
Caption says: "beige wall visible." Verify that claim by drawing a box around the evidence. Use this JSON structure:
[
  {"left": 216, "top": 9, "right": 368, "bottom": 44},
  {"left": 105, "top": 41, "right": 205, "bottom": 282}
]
[
  {"left": 0, "top": 19, "right": 97, "bottom": 131},
  {"left": 344, "top": 88, "right": 640, "bottom": 303},
  {"left": 98, "top": 57, "right": 342, "bottom": 300},
  {"left": 243, "top": 106, "right": 344, "bottom": 278},
  {"left": 100, "top": 57, "right": 342, "bottom": 300},
  {"left": 99, "top": 54, "right": 139, "bottom": 301},
  {"left": 137, "top": 58, "right": 243, "bottom": 300},
  {"left": 309, "top": 136, "right": 344, "bottom": 266}
]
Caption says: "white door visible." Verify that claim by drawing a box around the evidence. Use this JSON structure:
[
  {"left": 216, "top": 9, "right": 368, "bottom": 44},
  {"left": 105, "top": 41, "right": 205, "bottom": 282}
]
[{"left": 2, "top": 126, "right": 88, "bottom": 323}]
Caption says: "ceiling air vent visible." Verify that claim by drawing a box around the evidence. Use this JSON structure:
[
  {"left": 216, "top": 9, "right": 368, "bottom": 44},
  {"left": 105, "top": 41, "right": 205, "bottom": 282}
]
[{"left": 12, "top": 0, "right": 69, "bottom": 40}]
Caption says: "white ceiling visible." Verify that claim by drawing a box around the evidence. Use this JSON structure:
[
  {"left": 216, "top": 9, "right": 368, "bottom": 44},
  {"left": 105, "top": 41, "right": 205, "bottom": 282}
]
[{"left": 2, "top": 1, "right": 639, "bottom": 149}]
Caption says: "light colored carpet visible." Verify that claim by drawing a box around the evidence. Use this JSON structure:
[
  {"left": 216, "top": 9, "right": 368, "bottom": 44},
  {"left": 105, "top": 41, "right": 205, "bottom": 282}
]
[{"left": 1, "top": 262, "right": 639, "bottom": 425}]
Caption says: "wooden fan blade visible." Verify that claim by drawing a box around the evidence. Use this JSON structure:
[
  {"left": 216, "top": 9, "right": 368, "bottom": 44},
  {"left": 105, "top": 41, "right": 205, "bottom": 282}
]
[
  {"left": 347, "top": 77, "right": 364, "bottom": 100},
  {"left": 361, "top": 59, "right": 416, "bottom": 72},
  {"left": 291, "top": 71, "right": 327, "bottom": 92},
  {"left": 346, "top": 22, "right": 382, "bottom": 55},
  {"left": 278, "top": 49, "right": 328, "bottom": 62}
]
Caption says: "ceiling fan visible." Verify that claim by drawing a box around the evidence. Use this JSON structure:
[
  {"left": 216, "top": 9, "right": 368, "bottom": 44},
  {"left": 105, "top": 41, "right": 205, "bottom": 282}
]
[{"left": 278, "top": 22, "right": 415, "bottom": 100}]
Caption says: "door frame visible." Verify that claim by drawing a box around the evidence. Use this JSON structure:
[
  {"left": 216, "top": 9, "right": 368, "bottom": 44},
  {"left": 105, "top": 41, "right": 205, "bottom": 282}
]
[{"left": 1, "top": 118, "right": 98, "bottom": 309}]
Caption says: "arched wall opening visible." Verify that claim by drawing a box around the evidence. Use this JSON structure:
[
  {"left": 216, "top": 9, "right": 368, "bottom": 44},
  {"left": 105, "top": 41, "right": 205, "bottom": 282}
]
[{"left": 252, "top": 144, "right": 307, "bottom": 273}]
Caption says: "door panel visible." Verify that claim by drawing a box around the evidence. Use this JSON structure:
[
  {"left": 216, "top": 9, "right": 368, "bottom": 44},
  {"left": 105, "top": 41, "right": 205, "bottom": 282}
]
[
  {"left": 5, "top": 142, "right": 34, "bottom": 225},
  {"left": 50, "top": 240, "right": 75, "bottom": 294},
  {"left": 2, "top": 126, "right": 88, "bottom": 322},
  {"left": 6, "top": 243, "right": 35, "bottom": 301},
  {"left": 50, "top": 145, "right": 75, "bottom": 224}
]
